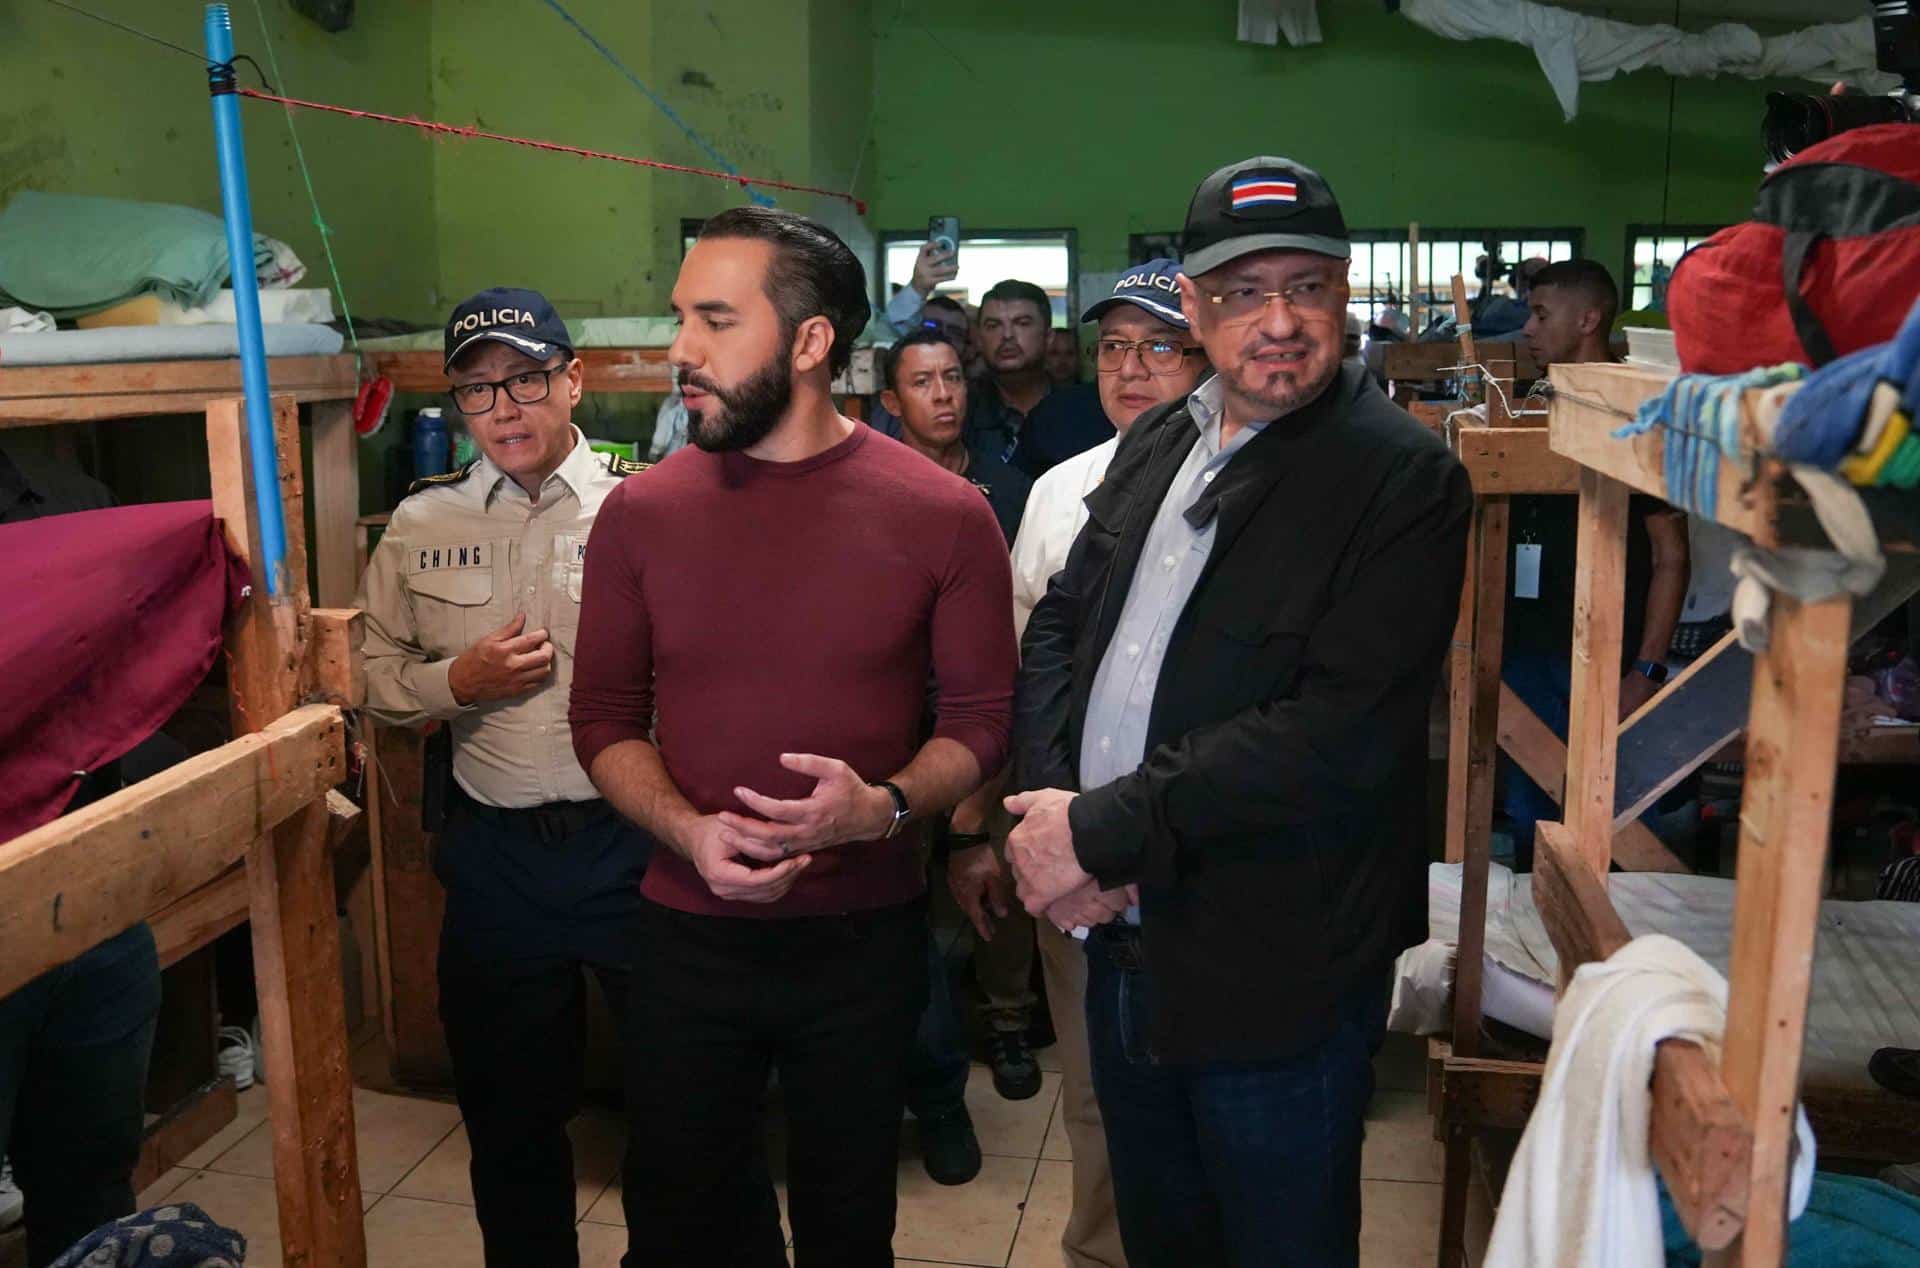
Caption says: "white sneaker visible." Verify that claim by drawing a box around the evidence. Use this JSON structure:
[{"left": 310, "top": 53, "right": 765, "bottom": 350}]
[
  {"left": 217, "top": 1025, "right": 256, "bottom": 1092},
  {"left": 1884, "top": 1161, "right": 1920, "bottom": 1198},
  {"left": 0, "top": 1161, "right": 23, "bottom": 1233}
]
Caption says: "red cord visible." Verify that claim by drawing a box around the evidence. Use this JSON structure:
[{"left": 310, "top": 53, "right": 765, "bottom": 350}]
[{"left": 236, "top": 88, "right": 867, "bottom": 214}]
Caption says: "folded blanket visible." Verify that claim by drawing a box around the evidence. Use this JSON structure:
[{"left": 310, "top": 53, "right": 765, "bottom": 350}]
[{"left": 0, "top": 191, "right": 303, "bottom": 318}]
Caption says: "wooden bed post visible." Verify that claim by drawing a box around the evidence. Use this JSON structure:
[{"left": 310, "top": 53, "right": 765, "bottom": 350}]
[
  {"left": 1562, "top": 468, "right": 1630, "bottom": 885},
  {"left": 1712, "top": 593, "right": 1851, "bottom": 1267},
  {"left": 310, "top": 399, "right": 358, "bottom": 609},
  {"left": 208, "top": 394, "right": 368, "bottom": 1267}
]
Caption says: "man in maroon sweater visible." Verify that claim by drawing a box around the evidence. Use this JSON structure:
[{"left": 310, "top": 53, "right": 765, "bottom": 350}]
[{"left": 570, "top": 207, "right": 1016, "bottom": 1267}]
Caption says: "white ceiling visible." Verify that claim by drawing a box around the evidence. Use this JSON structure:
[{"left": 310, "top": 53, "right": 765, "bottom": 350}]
[{"left": 1552, "top": 0, "right": 1869, "bottom": 22}]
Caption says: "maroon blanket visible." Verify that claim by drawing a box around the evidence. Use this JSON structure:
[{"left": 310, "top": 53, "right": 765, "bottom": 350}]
[{"left": 0, "top": 502, "right": 249, "bottom": 842}]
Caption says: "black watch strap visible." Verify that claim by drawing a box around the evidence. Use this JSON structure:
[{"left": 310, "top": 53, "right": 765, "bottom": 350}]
[
  {"left": 1633, "top": 658, "right": 1669, "bottom": 685},
  {"left": 874, "top": 780, "right": 910, "bottom": 839}
]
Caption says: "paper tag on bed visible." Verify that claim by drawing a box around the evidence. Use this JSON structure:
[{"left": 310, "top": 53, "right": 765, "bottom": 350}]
[{"left": 1514, "top": 543, "right": 1542, "bottom": 599}]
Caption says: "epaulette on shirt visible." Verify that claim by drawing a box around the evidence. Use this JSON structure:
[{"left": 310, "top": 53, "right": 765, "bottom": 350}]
[
  {"left": 406, "top": 459, "right": 478, "bottom": 497},
  {"left": 606, "top": 453, "right": 652, "bottom": 477}
]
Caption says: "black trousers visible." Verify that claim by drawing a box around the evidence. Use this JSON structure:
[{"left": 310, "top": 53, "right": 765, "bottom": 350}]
[
  {"left": 435, "top": 795, "right": 649, "bottom": 1268},
  {"left": 620, "top": 896, "right": 928, "bottom": 1268}
]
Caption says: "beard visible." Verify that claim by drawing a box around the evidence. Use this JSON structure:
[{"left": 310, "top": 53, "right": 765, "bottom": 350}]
[
  {"left": 1222, "top": 339, "right": 1340, "bottom": 418},
  {"left": 684, "top": 346, "right": 794, "bottom": 453}
]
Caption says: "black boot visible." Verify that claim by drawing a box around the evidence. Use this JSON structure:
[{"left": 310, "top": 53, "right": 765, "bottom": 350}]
[
  {"left": 988, "top": 1029, "right": 1042, "bottom": 1101},
  {"left": 917, "top": 1104, "right": 982, "bottom": 1185}
]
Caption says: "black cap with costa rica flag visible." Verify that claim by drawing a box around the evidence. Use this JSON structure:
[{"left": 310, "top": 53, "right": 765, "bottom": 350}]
[
  {"left": 443, "top": 286, "right": 574, "bottom": 371},
  {"left": 1180, "top": 157, "right": 1350, "bottom": 278}
]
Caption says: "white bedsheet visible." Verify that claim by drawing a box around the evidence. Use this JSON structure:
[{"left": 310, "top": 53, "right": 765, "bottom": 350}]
[{"left": 1393, "top": 862, "right": 1920, "bottom": 1090}]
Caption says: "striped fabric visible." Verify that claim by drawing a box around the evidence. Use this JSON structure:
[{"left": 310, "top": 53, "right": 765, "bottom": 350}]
[{"left": 1878, "top": 854, "right": 1920, "bottom": 902}]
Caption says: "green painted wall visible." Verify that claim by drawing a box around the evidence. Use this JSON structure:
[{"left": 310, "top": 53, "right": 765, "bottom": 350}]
[
  {"left": 0, "top": 0, "right": 438, "bottom": 320},
  {"left": 867, "top": 1, "right": 1789, "bottom": 286}
]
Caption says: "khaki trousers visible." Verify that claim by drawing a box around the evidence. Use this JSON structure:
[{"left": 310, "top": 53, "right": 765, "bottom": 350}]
[{"left": 1037, "top": 917, "right": 1128, "bottom": 1268}]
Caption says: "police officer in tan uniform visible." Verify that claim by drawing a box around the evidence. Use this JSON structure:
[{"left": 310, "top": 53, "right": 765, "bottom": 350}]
[{"left": 357, "top": 288, "right": 650, "bottom": 1268}]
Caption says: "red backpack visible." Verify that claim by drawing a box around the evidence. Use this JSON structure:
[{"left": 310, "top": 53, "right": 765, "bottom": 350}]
[{"left": 1668, "top": 124, "right": 1920, "bottom": 374}]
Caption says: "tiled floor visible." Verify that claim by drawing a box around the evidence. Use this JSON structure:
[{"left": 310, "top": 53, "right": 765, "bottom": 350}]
[{"left": 104, "top": 1030, "right": 1444, "bottom": 1267}]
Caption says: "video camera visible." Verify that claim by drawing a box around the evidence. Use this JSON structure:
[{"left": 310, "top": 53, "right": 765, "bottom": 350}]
[{"left": 1762, "top": 3, "right": 1919, "bottom": 162}]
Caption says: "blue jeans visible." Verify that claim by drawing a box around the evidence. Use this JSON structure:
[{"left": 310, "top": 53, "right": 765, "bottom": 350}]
[
  {"left": 1501, "top": 649, "right": 1573, "bottom": 869},
  {"left": 1085, "top": 931, "right": 1381, "bottom": 1268},
  {"left": 904, "top": 927, "right": 971, "bottom": 1118},
  {"left": 0, "top": 923, "right": 161, "bottom": 1268}
]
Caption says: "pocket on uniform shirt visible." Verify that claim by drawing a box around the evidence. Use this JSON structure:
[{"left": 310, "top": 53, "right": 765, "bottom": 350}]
[{"left": 405, "top": 566, "right": 497, "bottom": 646}]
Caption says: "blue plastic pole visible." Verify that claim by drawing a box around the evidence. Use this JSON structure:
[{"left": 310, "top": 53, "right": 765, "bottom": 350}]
[{"left": 203, "top": 3, "right": 288, "bottom": 598}]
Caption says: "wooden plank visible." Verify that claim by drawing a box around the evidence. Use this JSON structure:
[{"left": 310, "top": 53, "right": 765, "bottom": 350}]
[
  {"left": 1443, "top": 538, "right": 1476, "bottom": 867},
  {"left": 366, "top": 346, "right": 675, "bottom": 395},
  {"left": 309, "top": 608, "right": 366, "bottom": 710},
  {"left": 132, "top": 1076, "right": 238, "bottom": 1196},
  {"left": 1563, "top": 468, "right": 1630, "bottom": 877},
  {"left": 1455, "top": 427, "right": 1580, "bottom": 496},
  {"left": 1407, "top": 400, "right": 1452, "bottom": 434},
  {"left": 1453, "top": 498, "right": 1509, "bottom": 1060},
  {"left": 309, "top": 399, "right": 358, "bottom": 608},
  {"left": 0, "top": 356, "right": 356, "bottom": 424},
  {"left": 1547, "top": 362, "right": 1777, "bottom": 546},
  {"left": 208, "top": 395, "right": 310, "bottom": 727},
  {"left": 1496, "top": 684, "right": 1690, "bottom": 873},
  {"left": 1384, "top": 340, "right": 1541, "bottom": 383},
  {"left": 0, "top": 705, "right": 346, "bottom": 997},
  {"left": 1533, "top": 820, "right": 1753, "bottom": 1251},
  {"left": 1441, "top": 1055, "right": 1546, "bottom": 1130},
  {"left": 248, "top": 797, "right": 368, "bottom": 1268},
  {"left": 1532, "top": 820, "right": 1632, "bottom": 970},
  {"left": 367, "top": 723, "right": 453, "bottom": 1086},
  {"left": 1718, "top": 594, "right": 1851, "bottom": 1267},
  {"left": 151, "top": 865, "right": 250, "bottom": 969}
]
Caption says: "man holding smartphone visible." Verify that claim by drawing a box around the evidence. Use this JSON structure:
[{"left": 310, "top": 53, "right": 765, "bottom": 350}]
[{"left": 882, "top": 216, "right": 963, "bottom": 337}]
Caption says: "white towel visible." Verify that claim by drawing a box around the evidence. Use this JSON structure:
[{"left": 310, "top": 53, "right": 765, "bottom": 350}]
[{"left": 1487, "top": 935, "right": 1814, "bottom": 1268}]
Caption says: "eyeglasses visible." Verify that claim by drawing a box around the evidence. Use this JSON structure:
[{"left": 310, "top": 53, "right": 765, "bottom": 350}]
[
  {"left": 448, "top": 364, "right": 566, "bottom": 416},
  {"left": 1200, "top": 277, "right": 1345, "bottom": 325},
  {"left": 1095, "top": 337, "right": 1206, "bottom": 377}
]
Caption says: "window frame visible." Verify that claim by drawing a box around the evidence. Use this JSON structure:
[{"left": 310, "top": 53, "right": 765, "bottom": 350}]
[
  {"left": 1623, "top": 223, "right": 1724, "bottom": 312},
  {"left": 1344, "top": 226, "right": 1585, "bottom": 330},
  {"left": 876, "top": 227, "right": 1079, "bottom": 327}
]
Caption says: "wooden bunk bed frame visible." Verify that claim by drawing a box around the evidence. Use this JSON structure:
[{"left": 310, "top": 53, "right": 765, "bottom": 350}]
[
  {"left": 1431, "top": 361, "right": 1920, "bottom": 1266},
  {"left": 0, "top": 368, "right": 369, "bottom": 1265}
]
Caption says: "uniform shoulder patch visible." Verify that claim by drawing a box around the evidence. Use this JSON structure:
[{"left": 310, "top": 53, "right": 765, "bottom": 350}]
[
  {"left": 606, "top": 453, "right": 653, "bottom": 477},
  {"left": 405, "top": 459, "right": 479, "bottom": 497}
]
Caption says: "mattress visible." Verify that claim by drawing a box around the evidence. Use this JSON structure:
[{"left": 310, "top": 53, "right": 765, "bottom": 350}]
[
  {"left": 0, "top": 322, "right": 343, "bottom": 366},
  {"left": 1392, "top": 861, "right": 1920, "bottom": 1091}
]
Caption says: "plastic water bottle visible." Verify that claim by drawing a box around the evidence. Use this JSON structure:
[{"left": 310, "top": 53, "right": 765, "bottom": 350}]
[{"left": 412, "top": 407, "right": 450, "bottom": 480}]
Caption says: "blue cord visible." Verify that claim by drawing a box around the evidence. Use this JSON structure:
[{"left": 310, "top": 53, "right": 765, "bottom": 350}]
[
  {"left": 1612, "top": 365, "right": 1804, "bottom": 520},
  {"left": 538, "top": 0, "right": 775, "bottom": 208}
]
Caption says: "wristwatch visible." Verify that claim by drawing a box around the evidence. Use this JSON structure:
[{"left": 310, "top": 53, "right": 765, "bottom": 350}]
[
  {"left": 873, "top": 780, "right": 910, "bottom": 840},
  {"left": 1632, "top": 659, "right": 1670, "bottom": 685}
]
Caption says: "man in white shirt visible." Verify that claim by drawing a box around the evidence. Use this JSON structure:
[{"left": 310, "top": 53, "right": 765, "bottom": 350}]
[{"left": 996, "top": 259, "right": 1207, "bottom": 1268}]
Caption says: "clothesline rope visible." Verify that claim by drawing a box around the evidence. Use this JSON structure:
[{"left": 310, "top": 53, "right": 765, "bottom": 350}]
[{"left": 232, "top": 88, "right": 869, "bottom": 213}]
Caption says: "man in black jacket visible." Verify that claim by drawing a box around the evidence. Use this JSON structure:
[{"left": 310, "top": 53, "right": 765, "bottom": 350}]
[{"left": 1004, "top": 157, "right": 1472, "bottom": 1268}]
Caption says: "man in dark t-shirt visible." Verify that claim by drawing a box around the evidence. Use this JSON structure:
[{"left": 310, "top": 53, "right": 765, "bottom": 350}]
[{"left": 1502, "top": 261, "right": 1690, "bottom": 865}]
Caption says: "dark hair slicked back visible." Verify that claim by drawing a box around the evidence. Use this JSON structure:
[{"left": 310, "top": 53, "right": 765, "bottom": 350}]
[
  {"left": 1530, "top": 259, "right": 1618, "bottom": 328},
  {"left": 979, "top": 278, "right": 1052, "bottom": 325},
  {"left": 698, "top": 206, "right": 872, "bottom": 376},
  {"left": 882, "top": 327, "right": 962, "bottom": 391}
]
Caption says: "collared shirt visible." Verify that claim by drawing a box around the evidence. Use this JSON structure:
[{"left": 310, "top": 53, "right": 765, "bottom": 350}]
[
  {"left": 1077, "top": 377, "right": 1268, "bottom": 923},
  {"left": 1009, "top": 435, "right": 1117, "bottom": 641},
  {"left": 357, "top": 427, "right": 628, "bottom": 808}
]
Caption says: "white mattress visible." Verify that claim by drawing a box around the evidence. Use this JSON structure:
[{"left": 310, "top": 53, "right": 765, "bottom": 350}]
[
  {"left": 1392, "top": 862, "right": 1920, "bottom": 1091},
  {"left": 0, "top": 322, "right": 343, "bottom": 366}
]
